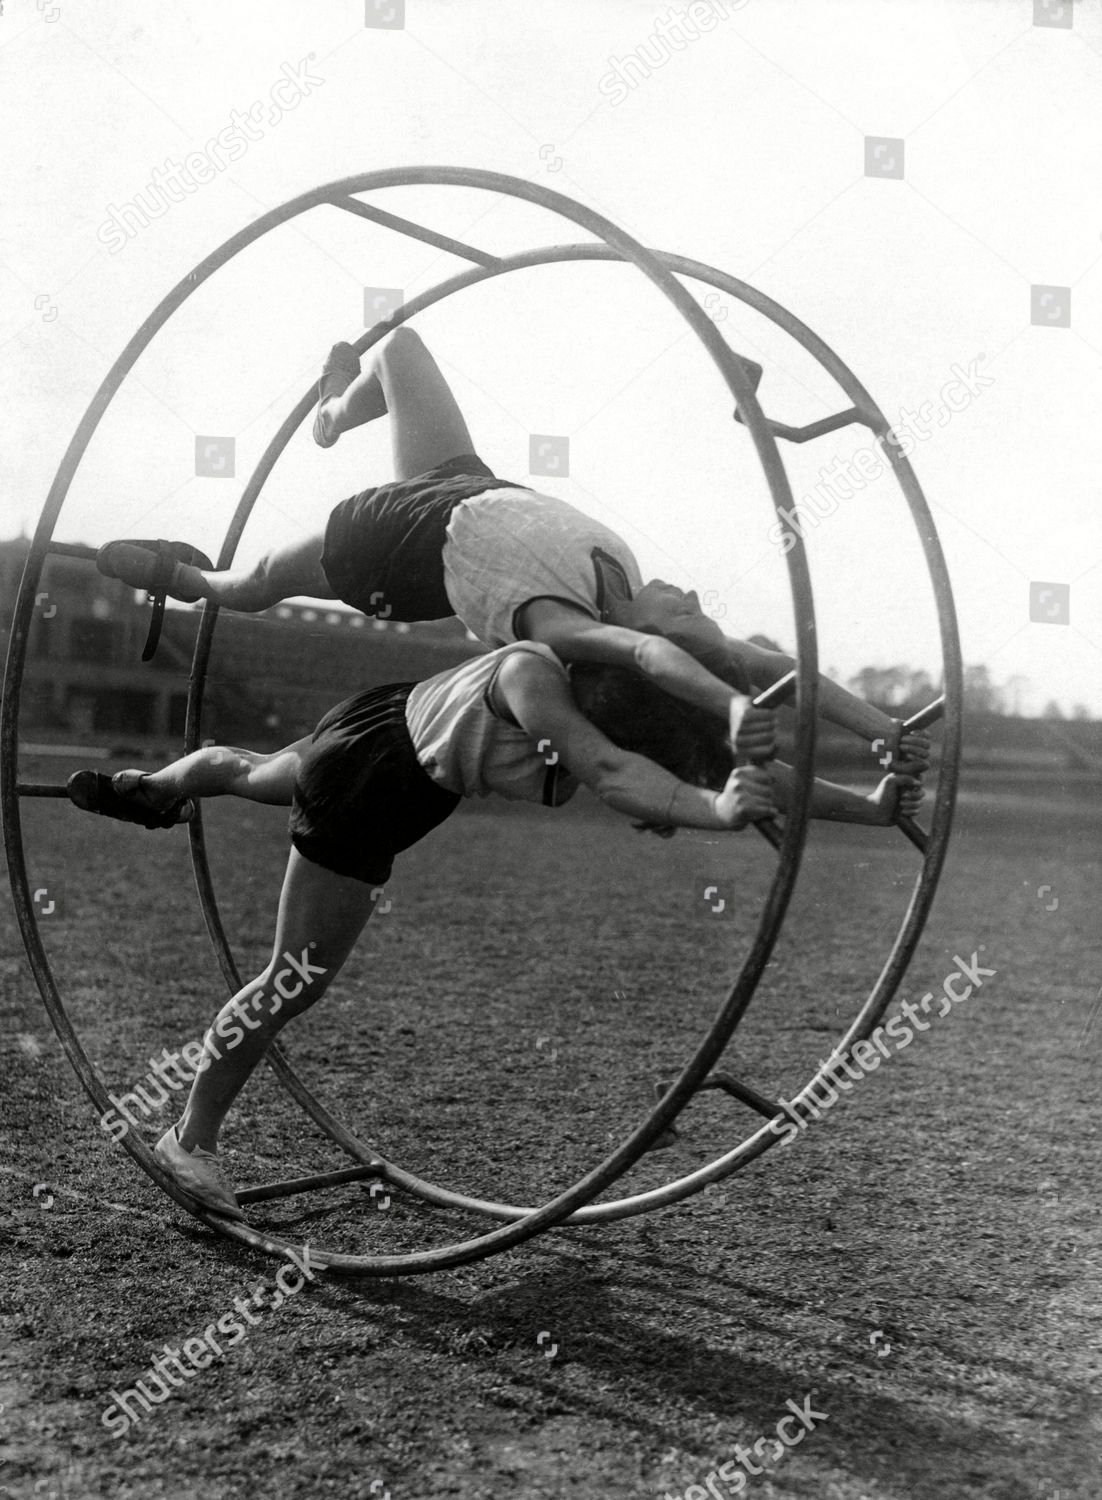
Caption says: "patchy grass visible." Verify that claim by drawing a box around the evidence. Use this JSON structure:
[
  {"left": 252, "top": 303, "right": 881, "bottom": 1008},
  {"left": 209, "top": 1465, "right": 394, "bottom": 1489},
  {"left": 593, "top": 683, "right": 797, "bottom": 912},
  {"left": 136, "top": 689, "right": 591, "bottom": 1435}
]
[{"left": 1, "top": 772, "right": 1099, "bottom": 1498}]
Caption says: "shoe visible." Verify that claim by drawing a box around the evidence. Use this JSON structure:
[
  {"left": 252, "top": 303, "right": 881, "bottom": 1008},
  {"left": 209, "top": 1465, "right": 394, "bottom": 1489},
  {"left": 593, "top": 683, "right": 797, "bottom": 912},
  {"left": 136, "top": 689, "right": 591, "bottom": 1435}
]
[
  {"left": 95, "top": 539, "right": 212, "bottom": 603},
  {"left": 67, "top": 770, "right": 194, "bottom": 830},
  {"left": 312, "top": 341, "right": 361, "bottom": 448},
  {"left": 154, "top": 1125, "right": 245, "bottom": 1220},
  {"left": 95, "top": 538, "right": 215, "bottom": 662}
]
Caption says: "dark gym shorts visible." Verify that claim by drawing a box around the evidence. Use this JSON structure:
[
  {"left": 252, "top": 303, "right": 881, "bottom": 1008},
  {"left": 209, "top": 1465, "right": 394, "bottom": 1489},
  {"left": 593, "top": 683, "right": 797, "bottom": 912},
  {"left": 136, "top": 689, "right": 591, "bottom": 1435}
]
[
  {"left": 289, "top": 682, "right": 461, "bottom": 886},
  {"left": 321, "top": 453, "right": 527, "bottom": 620}
]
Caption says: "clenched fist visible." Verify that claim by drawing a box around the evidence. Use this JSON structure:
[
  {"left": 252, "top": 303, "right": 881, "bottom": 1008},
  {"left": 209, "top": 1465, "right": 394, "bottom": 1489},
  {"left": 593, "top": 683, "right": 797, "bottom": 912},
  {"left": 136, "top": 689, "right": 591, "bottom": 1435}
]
[
  {"left": 716, "top": 765, "right": 778, "bottom": 830},
  {"left": 729, "top": 697, "right": 777, "bottom": 762}
]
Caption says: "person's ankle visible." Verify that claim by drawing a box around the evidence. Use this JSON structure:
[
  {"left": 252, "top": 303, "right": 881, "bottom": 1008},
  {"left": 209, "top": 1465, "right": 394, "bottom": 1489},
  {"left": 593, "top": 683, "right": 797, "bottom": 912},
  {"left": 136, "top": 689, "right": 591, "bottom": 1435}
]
[
  {"left": 138, "top": 774, "right": 180, "bottom": 811},
  {"left": 177, "top": 1122, "right": 217, "bottom": 1155},
  {"left": 174, "top": 562, "right": 204, "bottom": 598},
  {"left": 112, "top": 770, "right": 175, "bottom": 812}
]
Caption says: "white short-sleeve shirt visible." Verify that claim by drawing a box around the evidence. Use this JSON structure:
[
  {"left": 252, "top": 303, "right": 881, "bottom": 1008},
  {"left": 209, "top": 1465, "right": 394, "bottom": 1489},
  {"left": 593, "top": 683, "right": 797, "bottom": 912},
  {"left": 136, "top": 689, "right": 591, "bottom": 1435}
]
[
  {"left": 405, "top": 640, "right": 580, "bottom": 805},
  {"left": 441, "top": 488, "right": 643, "bottom": 648}
]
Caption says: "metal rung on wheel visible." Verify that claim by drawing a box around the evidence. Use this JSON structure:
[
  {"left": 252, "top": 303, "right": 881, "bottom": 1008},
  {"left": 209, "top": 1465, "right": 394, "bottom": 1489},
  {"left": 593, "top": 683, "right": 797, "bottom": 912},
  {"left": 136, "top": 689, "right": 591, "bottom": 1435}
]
[
  {"left": 734, "top": 403, "right": 879, "bottom": 444},
  {"left": 237, "top": 1163, "right": 386, "bottom": 1205},
  {"left": 331, "top": 194, "right": 501, "bottom": 269},
  {"left": 655, "top": 1072, "right": 782, "bottom": 1120},
  {"left": 46, "top": 541, "right": 99, "bottom": 561}
]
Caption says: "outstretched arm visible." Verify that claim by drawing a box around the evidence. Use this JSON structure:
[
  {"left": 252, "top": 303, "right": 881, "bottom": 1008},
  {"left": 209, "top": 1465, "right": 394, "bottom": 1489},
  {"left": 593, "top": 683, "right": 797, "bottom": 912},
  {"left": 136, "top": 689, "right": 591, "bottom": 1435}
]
[
  {"left": 519, "top": 601, "right": 776, "bottom": 760},
  {"left": 767, "top": 761, "right": 925, "bottom": 825},
  {"left": 665, "top": 627, "right": 931, "bottom": 772},
  {"left": 496, "top": 652, "right": 775, "bottom": 831}
]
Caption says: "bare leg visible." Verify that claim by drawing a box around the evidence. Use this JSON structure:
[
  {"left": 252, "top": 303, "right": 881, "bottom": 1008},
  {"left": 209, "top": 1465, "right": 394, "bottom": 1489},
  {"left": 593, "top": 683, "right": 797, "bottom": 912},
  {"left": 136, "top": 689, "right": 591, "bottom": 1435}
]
[
  {"left": 320, "top": 327, "right": 476, "bottom": 480},
  {"left": 117, "top": 738, "right": 311, "bottom": 812},
  {"left": 175, "top": 850, "right": 378, "bottom": 1154},
  {"left": 168, "top": 330, "right": 475, "bottom": 611},
  {"left": 173, "top": 332, "right": 475, "bottom": 610},
  {"left": 171, "top": 532, "right": 335, "bottom": 612}
]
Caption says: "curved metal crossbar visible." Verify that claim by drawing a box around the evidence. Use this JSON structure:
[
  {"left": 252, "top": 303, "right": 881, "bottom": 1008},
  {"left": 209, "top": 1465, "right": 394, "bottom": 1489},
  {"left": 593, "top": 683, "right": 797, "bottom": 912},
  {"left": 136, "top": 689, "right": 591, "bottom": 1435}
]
[{"left": 1, "top": 167, "right": 961, "bottom": 1276}]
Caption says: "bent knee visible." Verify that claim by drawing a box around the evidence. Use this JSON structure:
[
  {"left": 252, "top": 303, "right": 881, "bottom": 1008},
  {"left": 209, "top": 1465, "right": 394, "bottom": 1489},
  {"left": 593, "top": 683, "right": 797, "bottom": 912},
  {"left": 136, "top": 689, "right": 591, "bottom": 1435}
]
[
  {"left": 379, "top": 325, "right": 426, "bottom": 370},
  {"left": 384, "top": 324, "right": 422, "bottom": 351}
]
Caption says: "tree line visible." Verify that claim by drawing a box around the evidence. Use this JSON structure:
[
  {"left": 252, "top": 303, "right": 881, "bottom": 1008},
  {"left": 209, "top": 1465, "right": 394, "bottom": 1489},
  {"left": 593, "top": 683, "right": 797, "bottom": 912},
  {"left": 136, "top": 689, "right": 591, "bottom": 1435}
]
[{"left": 744, "top": 639, "right": 1090, "bottom": 720}]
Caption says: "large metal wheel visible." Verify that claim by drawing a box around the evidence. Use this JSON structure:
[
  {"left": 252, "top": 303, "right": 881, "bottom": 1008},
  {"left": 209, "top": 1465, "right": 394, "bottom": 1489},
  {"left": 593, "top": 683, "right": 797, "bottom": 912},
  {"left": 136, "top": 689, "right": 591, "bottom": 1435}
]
[{"left": 1, "top": 168, "right": 960, "bottom": 1276}]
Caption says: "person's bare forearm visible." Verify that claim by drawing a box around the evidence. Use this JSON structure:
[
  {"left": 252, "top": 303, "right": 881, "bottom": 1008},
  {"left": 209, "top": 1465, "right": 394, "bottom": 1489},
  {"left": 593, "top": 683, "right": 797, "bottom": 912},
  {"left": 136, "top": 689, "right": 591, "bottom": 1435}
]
[
  {"left": 768, "top": 762, "right": 883, "bottom": 825},
  {"left": 527, "top": 610, "right": 741, "bottom": 721},
  {"left": 733, "top": 641, "right": 895, "bottom": 740},
  {"left": 802, "top": 671, "right": 895, "bottom": 741},
  {"left": 632, "top": 633, "right": 738, "bottom": 721},
  {"left": 587, "top": 752, "right": 727, "bottom": 829}
]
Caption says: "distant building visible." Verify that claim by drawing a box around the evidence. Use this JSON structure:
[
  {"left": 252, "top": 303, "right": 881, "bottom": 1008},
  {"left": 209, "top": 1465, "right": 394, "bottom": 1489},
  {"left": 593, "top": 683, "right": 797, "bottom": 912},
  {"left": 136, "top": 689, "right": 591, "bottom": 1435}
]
[{"left": 0, "top": 537, "right": 484, "bottom": 755}]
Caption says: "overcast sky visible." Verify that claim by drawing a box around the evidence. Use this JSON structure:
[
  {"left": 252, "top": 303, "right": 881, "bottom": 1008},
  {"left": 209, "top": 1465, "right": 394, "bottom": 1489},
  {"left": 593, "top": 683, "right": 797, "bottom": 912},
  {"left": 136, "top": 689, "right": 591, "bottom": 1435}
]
[{"left": 2, "top": 0, "right": 1099, "bottom": 714}]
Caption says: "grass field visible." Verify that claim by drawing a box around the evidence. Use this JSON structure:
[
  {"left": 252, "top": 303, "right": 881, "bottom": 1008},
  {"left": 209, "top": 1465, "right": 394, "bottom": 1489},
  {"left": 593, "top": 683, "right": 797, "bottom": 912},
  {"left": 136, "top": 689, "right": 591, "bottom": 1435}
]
[{"left": 1, "top": 761, "right": 1099, "bottom": 1499}]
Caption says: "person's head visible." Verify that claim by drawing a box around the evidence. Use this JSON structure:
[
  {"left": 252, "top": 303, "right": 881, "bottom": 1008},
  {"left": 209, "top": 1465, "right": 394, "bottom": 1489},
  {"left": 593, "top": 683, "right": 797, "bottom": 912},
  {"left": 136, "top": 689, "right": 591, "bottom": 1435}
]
[
  {"left": 603, "top": 578, "right": 727, "bottom": 650},
  {"left": 569, "top": 655, "right": 735, "bottom": 836}
]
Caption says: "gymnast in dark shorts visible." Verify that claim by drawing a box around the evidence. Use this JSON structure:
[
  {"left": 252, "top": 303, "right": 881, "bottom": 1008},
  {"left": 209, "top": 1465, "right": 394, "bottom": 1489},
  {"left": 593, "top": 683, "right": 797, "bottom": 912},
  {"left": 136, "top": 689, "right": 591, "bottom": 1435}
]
[
  {"left": 94, "top": 328, "right": 930, "bottom": 759},
  {"left": 287, "top": 680, "right": 460, "bottom": 886},
  {"left": 68, "top": 620, "right": 925, "bottom": 1222},
  {"left": 92, "top": 330, "right": 776, "bottom": 751},
  {"left": 95, "top": 329, "right": 643, "bottom": 647},
  {"left": 318, "top": 453, "right": 517, "bottom": 622}
]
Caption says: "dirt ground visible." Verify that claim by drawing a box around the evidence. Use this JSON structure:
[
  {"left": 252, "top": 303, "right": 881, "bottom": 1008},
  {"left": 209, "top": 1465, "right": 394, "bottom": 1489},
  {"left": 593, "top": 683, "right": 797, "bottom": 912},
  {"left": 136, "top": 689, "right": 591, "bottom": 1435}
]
[{"left": 1, "top": 764, "right": 1099, "bottom": 1499}]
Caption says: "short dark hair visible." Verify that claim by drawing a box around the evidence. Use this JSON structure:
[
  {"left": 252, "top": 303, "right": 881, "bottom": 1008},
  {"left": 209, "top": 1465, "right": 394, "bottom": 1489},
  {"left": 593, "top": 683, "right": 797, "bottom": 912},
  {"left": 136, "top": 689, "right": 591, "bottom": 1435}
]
[{"left": 569, "top": 659, "right": 735, "bottom": 836}]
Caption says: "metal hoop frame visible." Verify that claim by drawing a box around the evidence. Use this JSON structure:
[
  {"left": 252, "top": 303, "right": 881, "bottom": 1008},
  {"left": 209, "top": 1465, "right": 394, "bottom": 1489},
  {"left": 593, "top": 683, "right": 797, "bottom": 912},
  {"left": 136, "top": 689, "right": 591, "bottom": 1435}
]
[{"left": 1, "top": 167, "right": 961, "bottom": 1277}]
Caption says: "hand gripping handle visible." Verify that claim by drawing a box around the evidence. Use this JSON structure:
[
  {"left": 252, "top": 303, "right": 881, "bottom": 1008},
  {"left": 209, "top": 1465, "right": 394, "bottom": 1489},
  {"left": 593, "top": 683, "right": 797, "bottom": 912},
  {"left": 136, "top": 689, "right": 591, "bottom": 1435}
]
[{"left": 740, "top": 670, "right": 797, "bottom": 851}]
